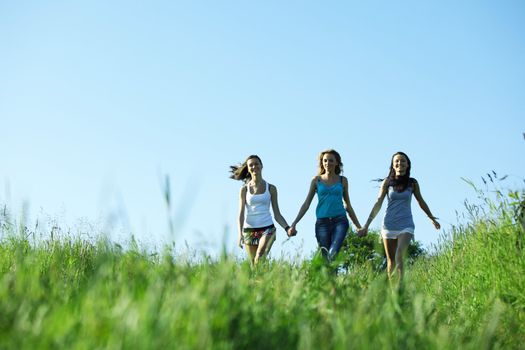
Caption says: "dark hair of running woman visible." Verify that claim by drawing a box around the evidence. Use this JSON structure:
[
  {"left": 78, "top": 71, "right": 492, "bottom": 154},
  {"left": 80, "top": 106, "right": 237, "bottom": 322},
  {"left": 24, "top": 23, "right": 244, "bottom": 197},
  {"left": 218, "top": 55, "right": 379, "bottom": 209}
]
[
  {"left": 230, "top": 155, "right": 263, "bottom": 182},
  {"left": 386, "top": 151, "right": 411, "bottom": 192},
  {"left": 358, "top": 151, "right": 440, "bottom": 284},
  {"left": 288, "top": 149, "right": 362, "bottom": 262},
  {"left": 230, "top": 155, "right": 291, "bottom": 265}
]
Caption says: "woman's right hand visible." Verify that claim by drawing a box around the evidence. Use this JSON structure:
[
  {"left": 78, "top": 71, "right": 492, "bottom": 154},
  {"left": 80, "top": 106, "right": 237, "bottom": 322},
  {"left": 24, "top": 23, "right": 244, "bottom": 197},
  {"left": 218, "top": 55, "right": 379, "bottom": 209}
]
[
  {"left": 357, "top": 227, "right": 368, "bottom": 237},
  {"left": 287, "top": 225, "right": 297, "bottom": 237},
  {"left": 238, "top": 236, "right": 243, "bottom": 249}
]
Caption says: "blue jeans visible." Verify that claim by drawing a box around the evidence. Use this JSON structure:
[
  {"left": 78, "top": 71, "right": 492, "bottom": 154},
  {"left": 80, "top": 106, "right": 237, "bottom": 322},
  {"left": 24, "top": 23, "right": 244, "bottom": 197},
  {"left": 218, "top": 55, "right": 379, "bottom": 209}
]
[{"left": 315, "top": 215, "right": 349, "bottom": 262}]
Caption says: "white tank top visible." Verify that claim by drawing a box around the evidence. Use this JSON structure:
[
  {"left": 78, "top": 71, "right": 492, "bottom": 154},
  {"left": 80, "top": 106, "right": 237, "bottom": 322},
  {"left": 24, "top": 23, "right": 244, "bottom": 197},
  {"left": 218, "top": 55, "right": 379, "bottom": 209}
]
[{"left": 244, "top": 181, "right": 274, "bottom": 228}]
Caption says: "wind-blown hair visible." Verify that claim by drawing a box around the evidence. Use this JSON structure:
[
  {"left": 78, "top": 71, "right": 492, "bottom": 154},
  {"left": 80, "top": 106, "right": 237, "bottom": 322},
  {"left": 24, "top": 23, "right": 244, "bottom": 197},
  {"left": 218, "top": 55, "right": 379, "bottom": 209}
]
[
  {"left": 229, "top": 155, "right": 263, "bottom": 183},
  {"left": 387, "top": 151, "right": 412, "bottom": 192},
  {"left": 317, "top": 149, "right": 343, "bottom": 175}
]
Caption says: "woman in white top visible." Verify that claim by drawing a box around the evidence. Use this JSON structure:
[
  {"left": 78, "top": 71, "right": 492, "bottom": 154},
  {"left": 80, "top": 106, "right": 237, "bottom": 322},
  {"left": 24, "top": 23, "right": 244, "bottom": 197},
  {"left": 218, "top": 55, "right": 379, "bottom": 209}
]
[{"left": 230, "top": 155, "right": 292, "bottom": 264}]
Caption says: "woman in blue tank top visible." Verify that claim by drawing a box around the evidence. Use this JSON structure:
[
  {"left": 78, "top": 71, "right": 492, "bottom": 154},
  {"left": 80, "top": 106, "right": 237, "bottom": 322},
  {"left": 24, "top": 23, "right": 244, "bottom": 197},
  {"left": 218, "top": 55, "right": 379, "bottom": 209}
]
[
  {"left": 289, "top": 149, "right": 362, "bottom": 262},
  {"left": 359, "top": 152, "right": 440, "bottom": 282}
]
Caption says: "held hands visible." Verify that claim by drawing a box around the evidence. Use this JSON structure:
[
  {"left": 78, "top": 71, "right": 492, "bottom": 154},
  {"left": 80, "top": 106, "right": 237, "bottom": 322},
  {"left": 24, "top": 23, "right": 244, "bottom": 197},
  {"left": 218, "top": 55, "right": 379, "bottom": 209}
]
[
  {"left": 287, "top": 224, "right": 298, "bottom": 237},
  {"left": 357, "top": 227, "right": 368, "bottom": 237}
]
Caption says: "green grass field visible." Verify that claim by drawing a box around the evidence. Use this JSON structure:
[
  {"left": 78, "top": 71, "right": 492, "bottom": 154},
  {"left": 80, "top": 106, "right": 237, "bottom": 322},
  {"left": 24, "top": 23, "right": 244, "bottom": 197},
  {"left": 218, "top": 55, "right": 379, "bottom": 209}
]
[{"left": 0, "top": 185, "right": 523, "bottom": 349}]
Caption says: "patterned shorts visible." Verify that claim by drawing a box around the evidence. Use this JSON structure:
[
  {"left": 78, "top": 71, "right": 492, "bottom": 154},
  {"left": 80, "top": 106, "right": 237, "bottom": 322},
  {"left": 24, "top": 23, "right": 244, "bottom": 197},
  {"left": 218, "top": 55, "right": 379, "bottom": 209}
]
[{"left": 243, "top": 225, "right": 276, "bottom": 246}]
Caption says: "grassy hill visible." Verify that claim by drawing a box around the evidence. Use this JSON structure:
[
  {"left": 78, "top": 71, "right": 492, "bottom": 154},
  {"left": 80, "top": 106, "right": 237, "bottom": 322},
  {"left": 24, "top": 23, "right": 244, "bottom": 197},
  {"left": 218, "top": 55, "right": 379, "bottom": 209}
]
[{"left": 0, "top": 187, "right": 523, "bottom": 349}]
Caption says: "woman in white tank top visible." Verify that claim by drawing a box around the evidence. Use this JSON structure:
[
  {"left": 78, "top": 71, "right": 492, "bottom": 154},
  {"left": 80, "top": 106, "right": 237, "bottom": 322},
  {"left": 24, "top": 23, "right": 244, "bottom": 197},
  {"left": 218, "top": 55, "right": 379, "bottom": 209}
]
[{"left": 230, "top": 155, "right": 292, "bottom": 265}]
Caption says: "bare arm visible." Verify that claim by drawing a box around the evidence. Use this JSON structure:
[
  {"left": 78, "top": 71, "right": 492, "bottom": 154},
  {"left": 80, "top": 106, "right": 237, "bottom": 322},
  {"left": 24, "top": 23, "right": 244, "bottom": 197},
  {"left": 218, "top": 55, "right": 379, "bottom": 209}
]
[
  {"left": 362, "top": 179, "right": 389, "bottom": 231},
  {"left": 412, "top": 180, "right": 441, "bottom": 229},
  {"left": 237, "top": 186, "right": 247, "bottom": 248},
  {"left": 342, "top": 176, "right": 362, "bottom": 229},
  {"left": 291, "top": 177, "right": 317, "bottom": 227},
  {"left": 269, "top": 184, "right": 290, "bottom": 231}
]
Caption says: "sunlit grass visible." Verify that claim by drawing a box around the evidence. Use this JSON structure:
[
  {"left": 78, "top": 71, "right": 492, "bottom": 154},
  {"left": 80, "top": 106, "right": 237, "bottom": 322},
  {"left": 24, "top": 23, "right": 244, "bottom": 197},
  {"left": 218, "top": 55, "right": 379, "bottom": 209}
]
[{"left": 0, "top": 182, "right": 523, "bottom": 349}]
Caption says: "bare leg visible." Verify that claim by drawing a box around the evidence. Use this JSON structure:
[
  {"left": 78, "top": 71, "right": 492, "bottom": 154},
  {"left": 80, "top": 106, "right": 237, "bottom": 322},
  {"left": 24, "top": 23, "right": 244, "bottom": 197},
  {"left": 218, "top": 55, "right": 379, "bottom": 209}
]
[
  {"left": 254, "top": 234, "right": 276, "bottom": 264},
  {"left": 263, "top": 234, "right": 276, "bottom": 257},
  {"left": 383, "top": 238, "right": 398, "bottom": 279},
  {"left": 395, "top": 233, "right": 413, "bottom": 282},
  {"left": 244, "top": 245, "right": 258, "bottom": 265}
]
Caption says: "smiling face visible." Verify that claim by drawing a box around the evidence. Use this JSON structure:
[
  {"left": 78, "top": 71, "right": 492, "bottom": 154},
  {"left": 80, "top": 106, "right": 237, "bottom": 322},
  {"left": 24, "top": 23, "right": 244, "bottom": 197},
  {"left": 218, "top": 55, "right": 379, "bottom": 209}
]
[
  {"left": 317, "top": 149, "right": 343, "bottom": 175},
  {"left": 246, "top": 157, "right": 262, "bottom": 177},
  {"left": 392, "top": 153, "right": 408, "bottom": 176},
  {"left": 322, "top": 153, "right": 338, "bottom": 174}
]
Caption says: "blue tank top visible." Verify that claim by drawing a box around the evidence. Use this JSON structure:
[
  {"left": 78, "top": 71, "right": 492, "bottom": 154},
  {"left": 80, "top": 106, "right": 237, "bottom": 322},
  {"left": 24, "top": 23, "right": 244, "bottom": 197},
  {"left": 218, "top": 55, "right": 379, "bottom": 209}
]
[
  {"left": 382, "top": 181, "right": 415, "bottom": 231},
  {"left": 315, "top": 177, "right": 346, "bottom": 219}
]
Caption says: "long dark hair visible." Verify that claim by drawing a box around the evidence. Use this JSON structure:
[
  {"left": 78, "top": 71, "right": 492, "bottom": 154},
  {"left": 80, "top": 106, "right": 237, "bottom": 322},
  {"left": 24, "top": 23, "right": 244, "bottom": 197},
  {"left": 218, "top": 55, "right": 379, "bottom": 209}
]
[
  {"left": 317, "top": 149, "right": 343, "bottom": 175},
  {"left": 229, "top": 155, "right": 263, "bottom": 183},
  {"left": 387, "top": 151, "right": 412, "bottom": 192}
]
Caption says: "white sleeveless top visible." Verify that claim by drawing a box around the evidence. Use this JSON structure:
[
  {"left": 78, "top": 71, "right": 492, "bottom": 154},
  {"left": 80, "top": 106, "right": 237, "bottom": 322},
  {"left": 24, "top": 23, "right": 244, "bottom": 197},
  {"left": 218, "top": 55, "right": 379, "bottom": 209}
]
[{"left": 244, "top": 181, "right": 274, "bottom": 228}]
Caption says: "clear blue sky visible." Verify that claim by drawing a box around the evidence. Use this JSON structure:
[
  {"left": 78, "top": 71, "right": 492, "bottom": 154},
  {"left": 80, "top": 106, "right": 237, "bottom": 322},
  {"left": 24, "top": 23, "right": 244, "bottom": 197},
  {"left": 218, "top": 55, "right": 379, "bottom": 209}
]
[{"left": 1, "top": 1, "right": 524, "bottom": 258}]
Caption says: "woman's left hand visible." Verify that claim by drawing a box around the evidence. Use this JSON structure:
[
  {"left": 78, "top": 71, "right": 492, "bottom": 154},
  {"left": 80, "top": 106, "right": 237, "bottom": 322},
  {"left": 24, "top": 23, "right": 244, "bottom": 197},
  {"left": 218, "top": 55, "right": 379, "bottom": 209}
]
[{"left": 357, "top": 227, "right": 368, "bottom": 237}]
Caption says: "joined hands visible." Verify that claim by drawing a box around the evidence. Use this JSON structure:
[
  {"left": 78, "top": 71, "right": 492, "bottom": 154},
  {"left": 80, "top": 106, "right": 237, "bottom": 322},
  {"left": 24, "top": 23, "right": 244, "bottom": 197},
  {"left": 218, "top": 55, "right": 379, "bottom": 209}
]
[
  {"left": 287, "top": 224, "right": 298, "bottom": 237},
  {"left": 357, "top": 227, "right": 368, "bottom": 237}
]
